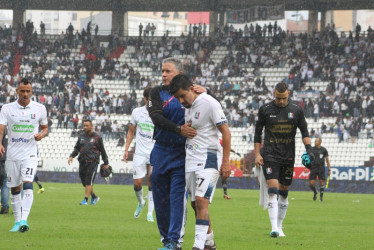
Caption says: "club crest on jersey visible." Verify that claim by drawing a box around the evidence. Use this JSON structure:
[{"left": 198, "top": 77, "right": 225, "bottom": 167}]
[
  {"left": 288, "top": 113, "right": 294, "bottom": 119},
  {"left": 266, "top": 167, "right": 272, "bottom": 174},
  {"left": 30, "top": 114, "right": 36, "bottom": 119},
  {"left": 194, "top": 112, "right": 200, "bottom": 119}
]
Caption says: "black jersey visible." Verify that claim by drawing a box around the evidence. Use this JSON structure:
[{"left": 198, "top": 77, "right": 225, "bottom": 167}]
[
  {"left": 70, "top": 132, "right": 109, "bottom": 165},
  {"left": 254, "top": 100, "right": 309, "bottom": 164},
  {"left": 311, "top": 146, "right": 328, "bottom": 169}
]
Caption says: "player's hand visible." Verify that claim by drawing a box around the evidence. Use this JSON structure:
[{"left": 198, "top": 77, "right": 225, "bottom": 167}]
[
  {"left": 255, "top": 154, "right": 263, "bottom": 168},
  {"left": 34, "top": 132, "right": 44, "bottom": 141},
  {"left": 68, "top": 156, "right": 73, "bottom": 165},
  {"left": 328, "top": 169, "right": 331, "bottom": 176},
  {"left": 123, "top": 151, "right": 128, "bottom": 163},
  {"left": 192, "top": 84, "right": 206, "bottom": 94},
  {"left": 180, "top": 123, "right": 197, "bottom": 139},
  {"left": 304, "top": 168, "right": 309, "bottom": 173},
  {"left": 220, "top": 158, "right": 230, "bottom": 178},
  {"left": 0, "top": 144, "right": 5, "bottom": 158}
]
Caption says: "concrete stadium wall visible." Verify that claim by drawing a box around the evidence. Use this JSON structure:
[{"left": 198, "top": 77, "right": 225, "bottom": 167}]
[{"left": 36, "top": 171, "right": 374, "bottom": 194}]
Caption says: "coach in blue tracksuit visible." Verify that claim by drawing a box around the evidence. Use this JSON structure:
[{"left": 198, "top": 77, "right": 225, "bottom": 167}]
[{"left": 148, "top": 58, "right": 198, "bottom": 250}]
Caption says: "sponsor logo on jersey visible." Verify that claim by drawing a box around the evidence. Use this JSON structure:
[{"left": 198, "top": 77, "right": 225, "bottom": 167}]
[
  {"left": 288, "top": 112, "right": 294, "bottom": 119},
  {"left": 186, "top": 143, "right": 199, "bottom": 150},
  {"left": 139, "top": 123, "right": 154, "bottom": 131},
  {"left": 30, "top": 114, "right": 36, "bottom": 119},
  {"left": 19, "top": 120, "right": 30, "bottom": 122},
  {"left": 320, "top": 154, "right": 323, "bottom": 158},
  {"left": 11, "top": 137, "right": 32, "bottom": 143},
  {"left": 194, "top": 112, "right": 200, "bottom": 119},
  {"left": 270, "top": 115, "right": 277, "bottom": 118},
  {"left": 138, "top": 131, "right": 152, "bottom": 139},
  {"left": 12, "top": 124, "right": 34, "bottom": 133}
]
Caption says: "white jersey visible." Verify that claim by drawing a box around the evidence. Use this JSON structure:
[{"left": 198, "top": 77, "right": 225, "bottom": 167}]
[
  {"left": 0, "top": 100, "right": 48, "bottom": 161},
  {"left": 130, "top": 106, "right": 155, "bottom": 157},
  {"left": 185, "top": 93, "right": 227, "bottom": 172}
]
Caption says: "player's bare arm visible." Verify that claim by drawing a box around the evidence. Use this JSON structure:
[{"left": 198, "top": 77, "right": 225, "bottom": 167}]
[
  {"left": 254, "top": 143, "right": 263, "bottom": 168},
  {"left": 34, "top": 124, "right": 48, "bottom": 141},
  {"left": 123, "top": 124, "right": 135, "bottom": 162},
  {"left": 218, "top": 123, "right": 231, "bottom": 178},
  {"left": 0, "top": 124, "right": 5, "bottom": 157}
]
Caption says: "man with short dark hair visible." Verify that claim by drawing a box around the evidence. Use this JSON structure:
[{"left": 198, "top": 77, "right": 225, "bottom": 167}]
[
  {"left": 305, "top": 138, "right": 330, "bottom": 201},
  {"left": 0, "top": 78, "right": 48, "bottom": 232},
  {"left": 170, "top": 74, "right": 231, "bottom": 250},
  {"left": 68, "top": 119, "right": 109, "bottom": 205},
  {"left": 255, "top": 82, "right": 313, "bottom": 238}
]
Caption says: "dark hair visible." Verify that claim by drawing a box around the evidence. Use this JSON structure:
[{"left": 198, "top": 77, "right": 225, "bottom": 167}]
[
  {"left": 275, "top": 82, "right": 288, "bottom": 93},
  {"left": 143, "top": 86, "right": 152, "bottom": 99},
  {"left": 169, "top": 74, "right": 193, "bottom": 95},
  {"left": 83, "top": 119, "right": 92, "bottom": 125},
  {"left": 18, "top": 78, "right": 32, "bottom": 86}
]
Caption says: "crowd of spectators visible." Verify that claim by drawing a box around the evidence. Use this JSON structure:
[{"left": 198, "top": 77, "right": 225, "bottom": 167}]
[{"left": 0, "top": 20, "right": 373, "bottom": 143}]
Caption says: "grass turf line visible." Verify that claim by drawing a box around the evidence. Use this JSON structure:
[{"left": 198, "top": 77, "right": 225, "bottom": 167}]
[{"left": 0, "top": 182, "right": 372, "bottom": 249}]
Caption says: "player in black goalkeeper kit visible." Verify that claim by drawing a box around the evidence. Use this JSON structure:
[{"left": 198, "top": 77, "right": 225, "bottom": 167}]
[
  {"left": 254, "top": 82, "right": 313, "bottom": 238},
  {"left": 304, "top": 137, "right": 330, "bottom": 202},
  {"left": 68, "top": 119, "right": 109, "bottom": 205}
]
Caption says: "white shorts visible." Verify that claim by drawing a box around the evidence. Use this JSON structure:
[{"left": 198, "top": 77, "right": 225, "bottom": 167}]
[
  {"left": 5, "top": 158, "right": 38, "bottom": 187},
  {"left": 186, "top": 168, "right": 219, "bottom": 203},
  {"left": 132, "top": 154, "right": 151, "bottom": 179}
]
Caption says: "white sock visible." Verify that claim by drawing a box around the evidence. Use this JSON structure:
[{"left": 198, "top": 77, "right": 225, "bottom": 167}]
[
  {"left": 11, "top": 193, "right": 22, "bottom": 223},
  {"left": 278, "top": 195, "right": 289, "bottom": 230},
  {"left": 135, "top": 188, "right": 144, "bottom": 204},
  {"left": 205, "top": 230, "right": 214, "bottom": 246},
  {"left": 21, "top": 189, "right": 34, "bottom": 221},
  {"left": 193, "top": 222, "right": 209, "bottom": 249},
  {"left": 147, "top": 191, "right": 154, "bottom": 215},
  {"left": 268, "top": 194, "right": 278, "bottom": 232}
]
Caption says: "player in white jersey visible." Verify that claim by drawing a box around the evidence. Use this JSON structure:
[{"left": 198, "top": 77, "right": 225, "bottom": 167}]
[
  {"left": 0, "top": 78, "right": 48, "bottom": 232},
  {"left": 170, "top": 75, "right": 231, "bottom": 250},
  {"left": 123, "top": 87, "right": 155, "bottom": 222}
]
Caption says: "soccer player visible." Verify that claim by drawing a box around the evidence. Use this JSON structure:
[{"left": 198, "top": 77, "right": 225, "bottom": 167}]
[
  {"left": 123, "top": 87, "right": 155, "bottom": 222},
  {"left": 304, "top": 137, "right": 331, "bottom": 202},
  {"left": 68, "top": 119, "right": 109, "bottom": 206},
  {"left": 170, "top": 74, "right": 231, "bottom": 250},
  {"left": 254, "top": 82, "right": 313, "bottom": 238},
  {"left": 148, "top": 57, "right": 198, "bottom": 250},
  {"left": 0, "top": 78, "right": 48, "bottom": 232}
]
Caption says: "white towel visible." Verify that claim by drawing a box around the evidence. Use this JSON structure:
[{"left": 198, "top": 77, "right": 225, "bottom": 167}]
[{"left": 254, "top": 166, "right": 269, "bottom": 210}]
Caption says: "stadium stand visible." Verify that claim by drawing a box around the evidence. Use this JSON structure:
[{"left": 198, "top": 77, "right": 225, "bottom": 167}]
[{"left": 1, "top": 22, "right": 373, "bottom": 170}]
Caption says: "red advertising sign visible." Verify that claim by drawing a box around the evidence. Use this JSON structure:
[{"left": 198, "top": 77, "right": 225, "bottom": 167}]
[{"left": 293, "top": 166, "right": 310, "bottom": 179}]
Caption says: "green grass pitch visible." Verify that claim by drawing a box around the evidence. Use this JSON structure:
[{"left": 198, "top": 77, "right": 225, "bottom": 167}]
[{"left": 0, "top": 182, "right": 372, "bottom": 249}]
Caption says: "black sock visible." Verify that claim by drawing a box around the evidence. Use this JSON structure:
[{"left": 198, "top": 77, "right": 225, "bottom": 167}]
[
  {"left": 310, "top": 186, "right": 317, "bottom": 194},
  {"left": 320, "top": 187, "right": 324, "bottom": 196},
  {"left": 92, "top": 193, "right": 97, "bottom": 199},
  {"left": 37, "top": 181, "right": 43, "bottom": 189},
  {"left": 84, "top": 197, "right": 88, "bottom": 201}
]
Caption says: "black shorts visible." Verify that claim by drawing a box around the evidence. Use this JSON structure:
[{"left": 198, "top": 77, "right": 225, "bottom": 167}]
[
  {"left": 79, "top": 162, "right": 98, "bottom": 187},
  {"left": 262, "top": 161, "right": 294, "bottom": 186},
  {"left": 309, "top": 166, "right": 326, "bottom": 181}
]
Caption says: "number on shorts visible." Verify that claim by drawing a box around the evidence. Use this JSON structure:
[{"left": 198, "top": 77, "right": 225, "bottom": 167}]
[
  {"left": 25, "top": 168, "right": 33, "bottom": 175},
  {"left": 196, "top": 178, "right": 205, "bottom": 187}
]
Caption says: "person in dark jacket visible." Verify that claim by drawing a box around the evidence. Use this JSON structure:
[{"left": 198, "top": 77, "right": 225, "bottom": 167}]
[{"left": 68, "top": 119, "right": 109, "bottom": 205}]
